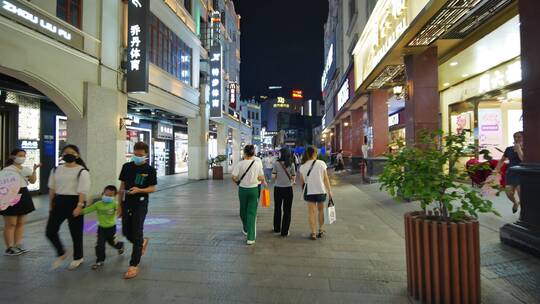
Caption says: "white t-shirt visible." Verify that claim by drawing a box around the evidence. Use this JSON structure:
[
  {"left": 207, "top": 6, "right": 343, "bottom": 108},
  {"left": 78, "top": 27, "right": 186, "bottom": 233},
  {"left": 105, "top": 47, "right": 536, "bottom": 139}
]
[
  {"left": 48, "top": 165, "right": 91, "bottom": 195},
  {"left": 299, "top": 160, "right": 328, "bottom": 195},
  {"left": 232, "top": 158, "right": 264, "bottom": 188},
  {"left": 3, "top": 165, "right": 33, "bottom": 187}
]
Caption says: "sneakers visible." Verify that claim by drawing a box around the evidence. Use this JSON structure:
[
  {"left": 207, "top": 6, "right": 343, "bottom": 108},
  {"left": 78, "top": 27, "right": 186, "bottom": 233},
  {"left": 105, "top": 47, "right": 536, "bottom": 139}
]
[
  {"left": 242, "top": 229, "right": 247, "bottom": 236},
  {"left": 4, "top": 247, "right": 21, "bottom": 256},
  {"left": 281, "top": 232, "right": 290, "bottom": 238},
  {"left": 50, "top": 251, "right": 69, "bottom": 270},
  {"left": 91, "top": 262, "right": 104, "bottom": 270},
  {"left": 15, "top": 246, "right": 29, "bottom": 254},
  {"left": 246, "top": 240, "right": 255, "bottom": 245},
  {"left": 68, "top": 258, "right": 84, "bottom": 270}
]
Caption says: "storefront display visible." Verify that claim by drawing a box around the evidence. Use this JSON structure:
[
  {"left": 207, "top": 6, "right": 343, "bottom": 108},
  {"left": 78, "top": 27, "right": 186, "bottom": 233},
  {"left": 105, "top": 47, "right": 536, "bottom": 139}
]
[
  {"left": 153, "top": 140, "right": 170, "bottom": 177},
  {"left": 174, "top": 132, "right": 188, "bottom": 174},
  {"left": 126, "top": 126, "right": 152, "bottom": 162},
  {"left": 55, "top": 115, "right": 67, "bottom": 166}
]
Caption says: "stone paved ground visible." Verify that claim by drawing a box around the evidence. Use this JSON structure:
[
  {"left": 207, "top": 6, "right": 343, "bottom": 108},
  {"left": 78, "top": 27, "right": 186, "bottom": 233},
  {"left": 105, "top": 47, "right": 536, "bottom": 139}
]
[{"left": 0, "top": 173, "right": 538, "bottom": 303}]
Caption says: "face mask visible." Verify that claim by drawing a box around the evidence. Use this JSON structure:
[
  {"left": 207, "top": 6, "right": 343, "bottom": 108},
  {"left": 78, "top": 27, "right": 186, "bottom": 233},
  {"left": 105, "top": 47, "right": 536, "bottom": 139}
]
[
  {"left": 102, "top": 195, "right": 114, "bottom": 203},
  {"left": 132, "top": 155, "right": 146, "bottom": 165},
  {"left": 14, "top": 157, "right": 26, "bottom": 165},
  {"left": 62, "top": 154, "right": 77, "bottom": 163}
]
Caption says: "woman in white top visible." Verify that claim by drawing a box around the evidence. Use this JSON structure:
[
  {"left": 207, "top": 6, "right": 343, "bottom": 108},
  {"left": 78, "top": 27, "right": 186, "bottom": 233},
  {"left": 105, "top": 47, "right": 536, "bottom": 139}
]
[
  {"left": 232, "top": 145, "right": 266, "bottom": 245},
  {"left": 46, "top": 144, "right": 91, "bottom": 270},
  {"left": 299, "top": 146, "right": 333, "bottom": 240},
  {"left": 1, "top": 149, "right": 40, "bottom": 256}
]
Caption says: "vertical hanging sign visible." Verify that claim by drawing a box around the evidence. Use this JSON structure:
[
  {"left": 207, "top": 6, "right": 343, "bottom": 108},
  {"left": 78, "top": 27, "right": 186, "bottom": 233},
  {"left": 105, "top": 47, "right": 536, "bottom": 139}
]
[
  {"left": 229, "top": 82, "right": 238, "bottom": 110},
  {"left": 209, "top": 11, "right": 223, "bottom": 118},
  {"left": 127, "top": 0, "right": 150, "bottom": 93}
]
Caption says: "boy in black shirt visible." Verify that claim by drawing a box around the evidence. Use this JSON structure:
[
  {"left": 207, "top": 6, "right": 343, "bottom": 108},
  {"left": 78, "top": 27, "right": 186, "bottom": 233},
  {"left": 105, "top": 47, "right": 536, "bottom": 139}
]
[{"left": 118, "top": 142, "right": 157, "bottom": 279}]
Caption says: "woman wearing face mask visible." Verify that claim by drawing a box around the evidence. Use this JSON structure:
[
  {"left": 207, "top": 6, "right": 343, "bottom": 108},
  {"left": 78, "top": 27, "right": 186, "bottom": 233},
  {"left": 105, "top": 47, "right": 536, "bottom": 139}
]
[
  {"left": 1, "top": 149, "right": 40, "bottom": 256},
  {"left": 46, "top": 144, "right": 90, "bottom": 270}
]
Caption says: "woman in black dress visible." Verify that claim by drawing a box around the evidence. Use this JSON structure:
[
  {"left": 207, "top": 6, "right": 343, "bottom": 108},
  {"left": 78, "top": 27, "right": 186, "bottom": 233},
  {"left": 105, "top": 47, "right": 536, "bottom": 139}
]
[
  {"left": 495, "top": 131, "right": 524, "bottom": 213},
  {"left": 1, "top": 149, "right": 40, "bottom": 256}
]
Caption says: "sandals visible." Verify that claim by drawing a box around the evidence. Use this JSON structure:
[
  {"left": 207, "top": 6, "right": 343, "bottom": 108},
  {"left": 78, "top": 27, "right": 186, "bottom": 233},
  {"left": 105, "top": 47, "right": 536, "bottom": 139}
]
[
  {"left": 310, "top": 233, "right": 317, "bottom": 240},
  {"left": 512, "top": 204, "right": 519, "bottom": 214},
  {"left": 317, "top": 230, "right": 326, "bottom": 238},
  {"left": 124, "top": 266, "right": 139, "bottom": 279}
]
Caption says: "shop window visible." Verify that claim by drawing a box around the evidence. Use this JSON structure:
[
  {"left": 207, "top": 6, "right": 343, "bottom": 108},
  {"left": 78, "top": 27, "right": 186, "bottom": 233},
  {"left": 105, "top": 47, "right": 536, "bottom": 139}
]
[{"left": 57, "top": 0, "right": 82, "bottom": 29}]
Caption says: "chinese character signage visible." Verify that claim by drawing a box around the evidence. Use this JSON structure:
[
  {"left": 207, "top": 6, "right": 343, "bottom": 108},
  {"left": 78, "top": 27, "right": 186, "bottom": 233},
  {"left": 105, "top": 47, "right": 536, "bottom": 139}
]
[
  {"left": 209, "top": 11, "right": 222, "bottom": 118},
  {"left": 127, "top": 0, "right": 149, "bottom": 93},
  {"left": 229, "top": 82, "right": 238, "bottom": 110},
  {"left": 156, "top": 123, "right": 173, "bottom": 140},
  {"left": 292, "top": 90, "right": 303, "bottom": 99}
]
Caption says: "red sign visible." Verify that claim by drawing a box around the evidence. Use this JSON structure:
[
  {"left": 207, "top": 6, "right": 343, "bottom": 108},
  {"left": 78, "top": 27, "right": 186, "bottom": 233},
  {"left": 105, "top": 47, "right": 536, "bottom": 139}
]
[{"left": 292, "top": 90, "right": 303, "bottom": 99}]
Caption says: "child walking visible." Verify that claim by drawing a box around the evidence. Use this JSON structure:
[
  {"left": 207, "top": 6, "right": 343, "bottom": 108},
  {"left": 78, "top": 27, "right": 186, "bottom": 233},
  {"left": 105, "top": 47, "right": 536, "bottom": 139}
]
[
  {"left": 118, "top": 142, "right": 157, "bottom": 279},
  {"left": 78, "top": 185, "right": 125, "bottom": 270}
]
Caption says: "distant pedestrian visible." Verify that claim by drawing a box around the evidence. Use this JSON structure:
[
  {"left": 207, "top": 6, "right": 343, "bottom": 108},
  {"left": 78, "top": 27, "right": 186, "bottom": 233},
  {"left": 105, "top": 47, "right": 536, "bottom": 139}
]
[
  {"left": 118, "top": 141, "right": 157, "bottom": 279},
  {"left": 232, "top": 145, "right": 266, "bottom": 245},
  {"left": 294, "top": 153, "right": 301, "bottom": 171},
  {"left": 299, "top": 146, "right": 333, "bottom": 240},
  {"left": 335, "top": 149, "right": 344, "bottom": 172},
  {"left": 495, "top": 131, "right": 524, "bottom": 213},
  {"left": 263, "top": 153, "right": 274, "bottom": 182},
  {"left": 46, "top": 144, "right": 90, "bottom": 270},
  {"left": 1, "top": 149, "right": 39, "bottom": 256},
  {"left": 75, "top": 185, "right": 124, "bottom": 270},
  {"left": 272, "top": 148, "right": 296, "bottom": 237}
]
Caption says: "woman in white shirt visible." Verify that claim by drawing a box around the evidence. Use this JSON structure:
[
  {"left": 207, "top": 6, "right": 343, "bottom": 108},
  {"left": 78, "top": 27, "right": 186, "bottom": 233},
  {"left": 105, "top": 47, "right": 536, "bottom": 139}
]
[
  {"left": 46, "top": 144, "right": 90, "bottom": 270},
  {"left": 232, "top": 145, "right": 266, "bottom": 245},
  {"left": 299, "top": 146, "right": 333, "bottom": 240},
  {"left": 1, "top": 149, "right": 40, "bottom": 256}
]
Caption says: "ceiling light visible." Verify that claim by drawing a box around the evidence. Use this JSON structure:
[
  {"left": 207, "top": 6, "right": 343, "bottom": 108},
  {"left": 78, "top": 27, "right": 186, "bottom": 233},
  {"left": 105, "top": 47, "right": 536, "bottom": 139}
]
[
  {"left": 462, "top": 73, "right": 470, "bottom": 78},
  {"left": 449, "top": 62, "right": 458, "bottom": 67},
  {"left": 443, "top": 83, "right": 450, "bottom": 87}
]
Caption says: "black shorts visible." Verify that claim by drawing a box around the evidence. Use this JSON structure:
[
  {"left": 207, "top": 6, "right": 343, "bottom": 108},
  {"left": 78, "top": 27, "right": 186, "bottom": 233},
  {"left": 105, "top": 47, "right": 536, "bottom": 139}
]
[{"left": 304, "top": 193, "right": 327, "bottom": 203}]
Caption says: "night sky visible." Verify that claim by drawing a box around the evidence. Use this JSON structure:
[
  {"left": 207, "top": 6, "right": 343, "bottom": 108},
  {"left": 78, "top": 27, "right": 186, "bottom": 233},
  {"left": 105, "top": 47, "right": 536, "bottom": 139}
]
[{"left": 232, "top": 0, "right": 329, "bottom": 101}]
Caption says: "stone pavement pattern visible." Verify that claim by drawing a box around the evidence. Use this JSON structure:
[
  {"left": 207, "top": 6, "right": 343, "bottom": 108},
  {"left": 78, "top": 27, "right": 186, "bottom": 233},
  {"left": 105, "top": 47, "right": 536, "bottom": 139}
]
[{"left": 0, "top": 173, "right": 538, "bottom": 303}]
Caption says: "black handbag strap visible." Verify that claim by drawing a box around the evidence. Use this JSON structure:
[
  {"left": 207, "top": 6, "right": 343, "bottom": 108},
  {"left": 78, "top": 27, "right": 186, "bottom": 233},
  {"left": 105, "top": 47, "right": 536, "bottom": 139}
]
[
  {"left": 237, "top": 160, "right": 255, "bottom": 185},
  {"left": 279, "top": 161, "right": 292, "bottom": 181},
  {"left": 306, "top": 160, "right": 316, "bottom": 177}
]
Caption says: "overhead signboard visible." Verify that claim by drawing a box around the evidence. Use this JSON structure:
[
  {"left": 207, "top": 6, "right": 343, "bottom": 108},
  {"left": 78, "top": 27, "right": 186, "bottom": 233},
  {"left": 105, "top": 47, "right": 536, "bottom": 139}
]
[
  {"left": 0, "top": 0, "right": 84, "bottom": 51},
  {"left": 292, "top": 90, "right": 303, "bottom": 99},
  {"left": 209, "top": 11, "right": 223, "bottom": 118},
  {"left": 337, "top": 79, "right": 350, "bottom": 111},
  {"left": 321, "top": 38, "right": 336, "bottom": 92},
  {"left": 229, "top": 82, "right": 238, "bottom": 110},
  {"left": 127, "top": 0, "right": 150, "bottom": 93},
  {"left": 389, "top": 113, "right": 400, "bottom": 127}
]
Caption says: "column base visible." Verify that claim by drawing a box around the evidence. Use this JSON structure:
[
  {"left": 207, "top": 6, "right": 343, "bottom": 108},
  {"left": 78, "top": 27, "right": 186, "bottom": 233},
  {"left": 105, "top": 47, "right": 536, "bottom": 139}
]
[
  {"left": 499, "top": 163, "right": 540, "bottom": 257},
  {"left": 500, "top": 223, "right": 540, "bottom": 257}
]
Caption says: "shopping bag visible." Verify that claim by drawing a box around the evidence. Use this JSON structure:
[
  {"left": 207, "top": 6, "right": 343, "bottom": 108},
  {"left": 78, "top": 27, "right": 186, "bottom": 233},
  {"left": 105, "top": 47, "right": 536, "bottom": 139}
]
[
  {"left": 261, "top": 188, "right": 270, "bottom": 208},
  {"left": 325, "top": 198, "right": 336, "bottom": 225}
]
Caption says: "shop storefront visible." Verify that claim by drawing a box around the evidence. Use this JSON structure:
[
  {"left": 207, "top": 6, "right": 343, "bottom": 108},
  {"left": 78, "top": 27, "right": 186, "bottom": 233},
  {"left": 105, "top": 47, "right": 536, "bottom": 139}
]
[
  {"left": 388, "top": 110, "right": 405, "bottom": 153},
  {"left": 440, "top": 15, "right": 522, "bottom": 161}
]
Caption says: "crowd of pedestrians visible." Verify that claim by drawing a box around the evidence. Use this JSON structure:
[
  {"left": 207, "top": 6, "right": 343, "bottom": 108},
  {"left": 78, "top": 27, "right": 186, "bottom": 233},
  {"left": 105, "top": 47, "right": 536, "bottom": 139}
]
[
  {"left": 1, "top": 141, "right": 156, "bottom": 279},
  {"left": 232, "top": 145, "right": 334, "bottom": 245}
]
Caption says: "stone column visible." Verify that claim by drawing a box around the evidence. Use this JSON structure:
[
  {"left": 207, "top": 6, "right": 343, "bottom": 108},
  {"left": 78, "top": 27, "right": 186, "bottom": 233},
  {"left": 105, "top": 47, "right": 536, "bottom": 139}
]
[
  {"left": 351, "top": 107, "right": 364, "bottom": 157},
  {"left": 67, "top": 83, "right": 127, "bottom": 198},
  {"left": 404, "top": 47, "right": 439, "bottom": 145},
  {"left": 187, "top": 81, "right": 209, "bottom": 180},
  {"left": 500, "top": 1, "right": 540, "bottom": 255},
  {"left": 231, "top": 127, "right": 241, "bottom": 172},
  {"left": 369, "top": 90, "right": 389, "bottom": 156}
]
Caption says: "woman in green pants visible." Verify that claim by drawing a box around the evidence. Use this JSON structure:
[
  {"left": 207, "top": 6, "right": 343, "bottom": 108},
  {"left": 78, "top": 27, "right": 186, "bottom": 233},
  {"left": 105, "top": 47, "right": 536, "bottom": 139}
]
[{"left": 232, "top": 145, "right": 266, "bottom": 245}]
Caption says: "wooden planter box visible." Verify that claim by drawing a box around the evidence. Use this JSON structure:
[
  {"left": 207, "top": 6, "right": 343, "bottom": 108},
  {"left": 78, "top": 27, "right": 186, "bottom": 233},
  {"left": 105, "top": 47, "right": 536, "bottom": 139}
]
[
  {"left": 404, "top": 211, "right": 480, "bottom": 304},
  {"left": 212, "top": 166, "right": 224, "bottom": 180}
]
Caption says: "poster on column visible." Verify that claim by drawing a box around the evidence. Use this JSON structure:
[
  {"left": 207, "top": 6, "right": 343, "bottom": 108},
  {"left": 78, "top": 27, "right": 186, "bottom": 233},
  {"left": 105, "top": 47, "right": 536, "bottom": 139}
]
[
  {"left": 127, "top": 0, "right": 150, "bottom": 93},
  {"left": 478, "top": 108, "right": 503, "bottom": 160}
]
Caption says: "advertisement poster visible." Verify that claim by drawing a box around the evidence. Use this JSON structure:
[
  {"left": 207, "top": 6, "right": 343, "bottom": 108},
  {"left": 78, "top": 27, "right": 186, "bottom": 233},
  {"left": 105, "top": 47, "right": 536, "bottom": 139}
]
[
  {"left": 478, "top": 108, "right": 503, "bottom": 159},
  {"left": 451, "top": 111, "right": 474, "bottom": 147}
]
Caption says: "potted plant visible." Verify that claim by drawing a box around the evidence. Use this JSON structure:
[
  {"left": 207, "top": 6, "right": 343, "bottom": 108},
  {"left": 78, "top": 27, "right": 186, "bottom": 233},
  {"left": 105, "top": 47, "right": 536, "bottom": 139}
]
[
  {"left": 379, "top": 131, "right": 499, "bottom": 304},
  {"left": 210, "top": 155, "right": 227, "bottom": 180}
]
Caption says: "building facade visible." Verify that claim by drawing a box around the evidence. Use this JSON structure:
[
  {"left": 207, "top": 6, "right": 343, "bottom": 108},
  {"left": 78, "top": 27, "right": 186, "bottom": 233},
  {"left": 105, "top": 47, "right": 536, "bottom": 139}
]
[{"left": 0, "top": 0, "right": 250, "bottom": 196}]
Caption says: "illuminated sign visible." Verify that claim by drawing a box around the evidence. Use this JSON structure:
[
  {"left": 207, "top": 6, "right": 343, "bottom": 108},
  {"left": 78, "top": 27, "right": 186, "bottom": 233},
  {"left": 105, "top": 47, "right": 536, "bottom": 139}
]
[
  {"left": 389, "top": 113, "right": 400, "bottom": 127},
  {"left": 321, "top": 42, "right": 336, "bottom": 91},
  {"left": 353, "top": 0, "right": 427, "bottom": 89},
  {"left": 127, "top": 0, "right": 149, "bottom": 93},
  {"left": 209, "top": 11, "right": 223, "bottom": 118},
  {"left": 478, "top": 59, "right": 521, "bottom": 94},
  {"left": 292, "top": 90, "right": 303, "bottom": 99},
  {"left": 20, "top": 140, "right": 38, "bottom": 150},
  {"left": 229, "top": 82, "right": 238, "bottom": 110},
  {"left": 273, "top": 97, "right": 290, "bottom": 108},
  {"left": 156, "top": 123, "right": 173, "bottom": 140},
  {"left": 0, "top": 0, "right": 83, "bottom": 50},
  {"left": 337, "top": 79, "right": 350, "bottom": 111}
]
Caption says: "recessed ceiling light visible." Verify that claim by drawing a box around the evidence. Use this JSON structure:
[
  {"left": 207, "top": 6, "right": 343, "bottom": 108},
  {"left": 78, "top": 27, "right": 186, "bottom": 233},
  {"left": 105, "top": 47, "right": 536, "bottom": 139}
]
[
  {"left": 462, "top": 73, "right": 470, "bottom": 78},
  {"left": 443, "top": 83, "right": 450, "bottom": 87},
  {"left": 449, "top": 62, "right": 458, "bottom": 67}
]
